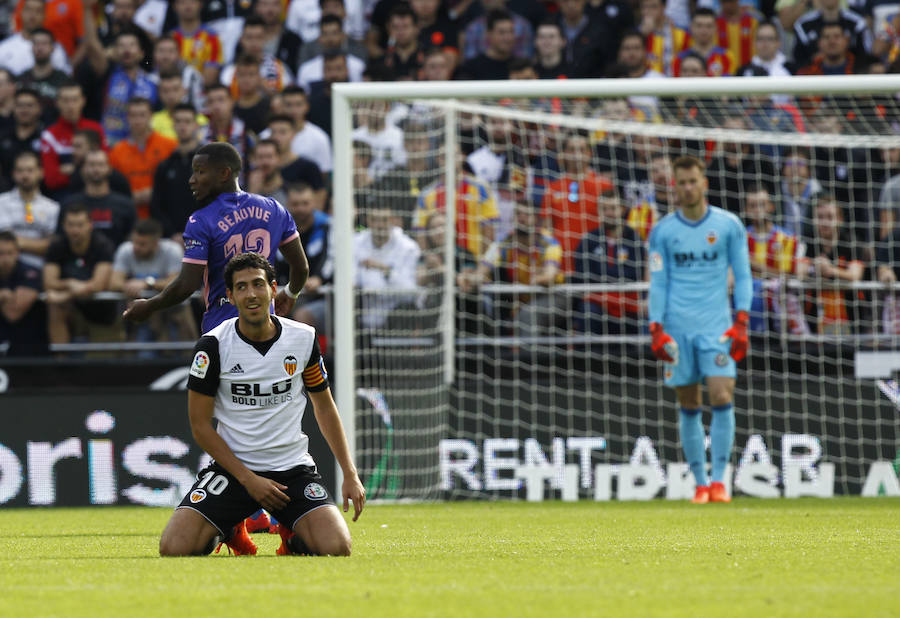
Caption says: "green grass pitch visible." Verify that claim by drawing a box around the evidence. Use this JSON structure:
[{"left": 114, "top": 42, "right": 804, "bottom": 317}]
[{"left": 1, "top": 498, "right": 897, "bottom": 618}]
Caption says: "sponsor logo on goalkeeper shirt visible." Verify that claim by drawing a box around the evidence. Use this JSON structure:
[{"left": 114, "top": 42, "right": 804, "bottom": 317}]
[
  {"left": 304, "top": 483, "right": 327, "bottom": 500},
  {"left": 673, "top": 250, "right": 718, "bottom": 266}
]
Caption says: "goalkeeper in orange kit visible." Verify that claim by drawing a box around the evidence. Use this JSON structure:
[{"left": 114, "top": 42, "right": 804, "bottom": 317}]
[{"left": 646, "top": 156, "right": 753, "bottom": 504}]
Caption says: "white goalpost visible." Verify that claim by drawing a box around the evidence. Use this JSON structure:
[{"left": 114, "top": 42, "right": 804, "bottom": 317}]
[{"left": 331, "top": 75, "right": 900, "bottom": 501}]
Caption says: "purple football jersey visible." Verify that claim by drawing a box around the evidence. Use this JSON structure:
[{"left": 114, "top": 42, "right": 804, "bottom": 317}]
[{"left": 182, "top": 191, "right": 299, "bottom": 333}]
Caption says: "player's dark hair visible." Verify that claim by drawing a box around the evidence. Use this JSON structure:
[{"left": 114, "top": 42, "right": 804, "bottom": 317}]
[
  {"left": 134, "top": 218, "right": 163, "bottom": 237},
  {"left": 225, "top": 252, "right": 277, "bottom": 289},
  {"left": 197, "top": 142, "right": 243, "bottom": 177},
  {"left": 691, "top": 7, "right": 716, "bottom": 20},
  {"left": 673, "top": 154, "right": 706, "bottom": 173},
  {"left": 0, "top": 230, "right": 17, "bottom": 245}
]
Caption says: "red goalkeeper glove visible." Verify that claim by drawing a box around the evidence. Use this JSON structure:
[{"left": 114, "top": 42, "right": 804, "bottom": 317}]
[
  {"left": 719, "top": 310, "right": 750, "bottom": 362},
  {"left": 649, "top": 322, "right": 678, "bottom": 363}
]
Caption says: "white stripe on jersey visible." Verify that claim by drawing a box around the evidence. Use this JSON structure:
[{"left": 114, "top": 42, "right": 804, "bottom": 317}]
[{"left": 206, "top": 316, "right": 318, "bottom": 472}]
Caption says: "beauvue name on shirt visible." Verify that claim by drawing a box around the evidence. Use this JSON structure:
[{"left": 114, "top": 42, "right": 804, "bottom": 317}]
[{"left": 216, "top": 207, "right": 272, "bottom": 232}]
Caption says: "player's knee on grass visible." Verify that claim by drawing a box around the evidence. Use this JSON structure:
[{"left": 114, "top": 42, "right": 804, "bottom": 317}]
[
  {"left": 296, "top": 507, "right": 352, "bottom": 556},
  {"left": 159, "top": 530, "right": 220, "bottom": 557},
  {"left": 306, "top": 529, "right": 351, "bottom": 556}
]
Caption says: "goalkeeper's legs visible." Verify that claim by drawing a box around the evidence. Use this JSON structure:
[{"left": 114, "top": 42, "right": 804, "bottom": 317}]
[
  {"left": 676, "top": 384, "right": 708, "bottom": 492},
  {"left": 709, "top": 404, "right": 735, "bottom": 483},
  {"left": 678, "top": 407, "right": 708, "bottom": 488},
  {"left": 707, "top": 377, "right": 737, "bottom": 502}
]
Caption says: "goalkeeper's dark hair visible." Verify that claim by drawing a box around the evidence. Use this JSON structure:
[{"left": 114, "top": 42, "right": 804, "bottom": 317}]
[
  {"left": 196, "top": 142, "right": 243, "bottom": 178},
  {"left": 225, "top": 252, "right": 277, "bottom": 290},
  {"left": 673, "top": 154, "right": 706, "bottom": 174}
]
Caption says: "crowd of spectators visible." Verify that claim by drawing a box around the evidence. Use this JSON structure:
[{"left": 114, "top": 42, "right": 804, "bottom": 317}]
[{"left": 1, "top": 0, "right": 900, "bottom": 358}]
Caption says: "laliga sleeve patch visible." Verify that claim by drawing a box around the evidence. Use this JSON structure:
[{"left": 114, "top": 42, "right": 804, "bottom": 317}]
[
  {"left": 303, "top": 483, "right": 327, "bottom": 500},
  {"left": 190, "top": 351, "right": 210, "bottom": 378},
  {"left": 650, "top": 251, "right": 663, "bottom": 272}
]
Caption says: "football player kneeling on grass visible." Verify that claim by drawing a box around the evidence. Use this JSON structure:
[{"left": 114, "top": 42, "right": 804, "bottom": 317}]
[{"left": 159, "top": 252, "right": 365, "bottom": 557}]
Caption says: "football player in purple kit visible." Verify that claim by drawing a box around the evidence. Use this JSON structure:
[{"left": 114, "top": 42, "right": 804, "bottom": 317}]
[{"left": 123, "top": 142, "right": 309, "bottom": 332}]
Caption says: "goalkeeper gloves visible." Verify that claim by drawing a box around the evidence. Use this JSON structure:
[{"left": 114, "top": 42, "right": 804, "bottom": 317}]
[
  {"left": 719, "top": 310, "right": 750, "bottom": 362},
  {"left": 649, "top": 322, "right": 678, "bottom": 363}
]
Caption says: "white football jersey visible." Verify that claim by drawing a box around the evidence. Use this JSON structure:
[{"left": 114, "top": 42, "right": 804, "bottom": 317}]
[{"left": 188, "top": 316, "right": 329, "bottom": 472}]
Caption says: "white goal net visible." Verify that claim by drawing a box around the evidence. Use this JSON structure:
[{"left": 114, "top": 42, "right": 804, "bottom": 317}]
[{"left": 331, "top": 76, "right": 900, "bottom": 501}]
